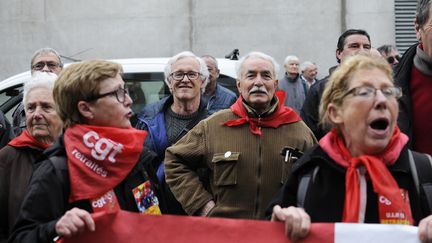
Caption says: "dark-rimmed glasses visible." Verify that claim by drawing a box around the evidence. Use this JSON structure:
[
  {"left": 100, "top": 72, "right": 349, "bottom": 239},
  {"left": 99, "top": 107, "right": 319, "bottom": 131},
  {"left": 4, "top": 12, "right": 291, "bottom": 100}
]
[
  {"left": 31, "top": 61, "right": 61, "bottom": 71},
  {"left": 87, "top": 88, "right": 129, "bottom": 103},
  {"left": 170, "top": 71, "right": 202, "bottom": 81},
  {"left": 386, "top": 55, "right": 401, "bottom": 65},
  {"left": 342, "top": 86, "right": 402, "bottom": 100}
]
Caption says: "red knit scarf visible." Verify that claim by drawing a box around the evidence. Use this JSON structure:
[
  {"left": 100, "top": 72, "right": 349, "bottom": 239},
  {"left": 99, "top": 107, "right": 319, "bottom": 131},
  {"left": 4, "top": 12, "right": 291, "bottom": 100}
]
[
  {"left": 319, "top": 127, "right": 413, "bottom": 224},
  {"left": 8, "top": 129, "right": 50, "bottom": 150},
  {"left": 223, "top": 91, "right": 301, "bottom": 136},
  {"left": 64, "top": 124, "right": 147, "bottom": 203}
]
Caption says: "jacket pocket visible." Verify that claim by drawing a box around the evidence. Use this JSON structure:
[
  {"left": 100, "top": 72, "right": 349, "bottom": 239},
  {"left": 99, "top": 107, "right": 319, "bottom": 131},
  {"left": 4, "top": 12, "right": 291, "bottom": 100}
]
[{"left": 211, "top": 152, "right": 240, "bottom": 186}]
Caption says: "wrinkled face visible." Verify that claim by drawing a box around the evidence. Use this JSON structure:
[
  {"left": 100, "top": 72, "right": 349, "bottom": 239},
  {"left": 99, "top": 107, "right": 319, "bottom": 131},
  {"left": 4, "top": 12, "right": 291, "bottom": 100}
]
[
  {"left": 284, "top": 60, "right": 300, "bottom": 76},
  {"left": 236, "top": 57, "right": 278, "bottom": 113},
  {"left": 416, "top": 9, "right": 432, "bottom": 58},
  {"left": 202, "top": 57, "right": 219, "bottom": 85},
  {"left": 337, "top": 34, "right": 371, "bottom": 63},
  {"left": 25, "top": 88, "right": 62, "bottom": 144},
  {"left": 31, "top": 53, "right": 62, "bottom": 75},
  {"left": 303, "top": 65, "right": 318, "bottom": 81},
  {"left": 168, "top": 57, "right": 204, "bottom": 102},
  {"left": 86, "top": 73, "right": 134, "bottom": 128},
  {"left": 329, "top": 68, "right": 398, "bottom": 156}
]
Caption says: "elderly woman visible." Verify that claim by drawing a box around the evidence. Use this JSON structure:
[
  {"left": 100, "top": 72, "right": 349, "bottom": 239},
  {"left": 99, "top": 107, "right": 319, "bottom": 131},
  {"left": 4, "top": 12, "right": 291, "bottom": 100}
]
[
  {"left": 0, "top": 72, "right": 62, "bottom": 241},
  {"left": 9, "top": 60, "right": 162, "bottom": 243},
  {"left": 267, "top": 55, "right": 432, "bottom": 242}
]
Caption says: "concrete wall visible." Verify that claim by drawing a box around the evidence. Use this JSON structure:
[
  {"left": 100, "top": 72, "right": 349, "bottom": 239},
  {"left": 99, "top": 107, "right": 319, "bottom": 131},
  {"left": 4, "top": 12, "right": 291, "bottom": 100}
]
[{"left": 0, "top": 0, "right": 396, "bottom": 80}]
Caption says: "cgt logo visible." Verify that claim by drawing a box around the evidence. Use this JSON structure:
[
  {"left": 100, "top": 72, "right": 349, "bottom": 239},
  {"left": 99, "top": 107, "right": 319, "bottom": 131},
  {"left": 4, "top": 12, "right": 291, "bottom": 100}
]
[{"left": 83, "top": 131, "right": 124, "bottom": 163}]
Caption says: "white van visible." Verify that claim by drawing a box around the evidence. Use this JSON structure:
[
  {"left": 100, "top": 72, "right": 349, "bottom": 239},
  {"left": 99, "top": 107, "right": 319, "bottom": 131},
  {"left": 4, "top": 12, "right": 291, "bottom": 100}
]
[{"left": 0, "top": 58, "right": 238, "bottom": 125}]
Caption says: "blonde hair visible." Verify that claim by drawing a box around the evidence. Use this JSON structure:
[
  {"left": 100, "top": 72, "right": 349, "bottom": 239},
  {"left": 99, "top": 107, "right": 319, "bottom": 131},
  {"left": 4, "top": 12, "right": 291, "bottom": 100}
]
[
  {"left": 319, "top": 55, "right": 393, "bottom": 130},
  {"left": 53, "top": 60, "right": 122, "bottom": 127}
]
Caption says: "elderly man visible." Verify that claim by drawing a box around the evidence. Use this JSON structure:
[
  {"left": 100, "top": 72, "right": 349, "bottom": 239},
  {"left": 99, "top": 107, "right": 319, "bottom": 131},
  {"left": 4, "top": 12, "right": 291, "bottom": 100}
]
[
  {"left": 300, "top": 61, "right": 318, "bottom": 89},
  {"left": 377, "top": 44, "right": 401, "bottom": 67},
  {"left": 394, "top": 0, "right": 432, "bottom": 156},
  {"left": 201, "top": 55, "right": 237, "bottom": 115},
  {"left": 278, "top": 55, "right": 307, "bottom": 113},
  {"left": 12, "top": 47, "right": 63, "bottom": 135},
  {"left": 301, "top": 29, "right": 371, "bottom": 140},
  {"left": 165, "top": 51, "right": 316, "bottom": 219},
  {"left": 135, "top": 51, "right": 209, "bottom": 214}
]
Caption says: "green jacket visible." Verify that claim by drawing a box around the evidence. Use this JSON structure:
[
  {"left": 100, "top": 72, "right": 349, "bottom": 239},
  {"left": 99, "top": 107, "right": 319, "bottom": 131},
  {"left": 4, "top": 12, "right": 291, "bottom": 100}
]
[{"left": 165, "top": 109, "right": 317, "bottom": 219}]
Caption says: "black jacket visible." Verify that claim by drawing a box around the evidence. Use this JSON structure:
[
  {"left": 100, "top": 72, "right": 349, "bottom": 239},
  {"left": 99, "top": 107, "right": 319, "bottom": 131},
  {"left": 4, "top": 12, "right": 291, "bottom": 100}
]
[
  {"left": 9, "top": 135, "right": 163, "bottom": 243},
  {"left": 266, "top": 145, "right": 431, "bottom": 224},
  {"left": 394, "top": 43, "right": 417, "bottom": 149},
  {"left": 300, "top": 66, "right": 337, "bottom": 140}
]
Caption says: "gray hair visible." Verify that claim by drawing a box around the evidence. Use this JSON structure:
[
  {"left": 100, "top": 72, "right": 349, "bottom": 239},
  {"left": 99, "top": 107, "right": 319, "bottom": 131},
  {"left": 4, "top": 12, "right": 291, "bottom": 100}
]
[
  {"left": 201, "top": 54, "right": 219, "bottom": 68},
  {"left": 30, "top": 47, "right": 63, "bottom": 70},
  {"left": 300, "top": 61, "right": 316, "bottom": 72},
  {"left": 23, "top": 72, "right": 58, "bottom": 109},
  {"left": 236, "top": 51, "right": 280, "bottom": 79},
  {"left": 283, "top": 55, "right": 300, "bottom": 65},
  {"left": 417, "top": 0, "right": 432, "bottom": 28},
  {"left": 164, "top": 51, "right": 210, "bottom": 93}
]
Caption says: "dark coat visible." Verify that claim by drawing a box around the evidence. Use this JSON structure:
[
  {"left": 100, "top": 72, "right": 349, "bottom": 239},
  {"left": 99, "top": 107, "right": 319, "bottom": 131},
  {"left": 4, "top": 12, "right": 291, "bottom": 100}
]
[
  {"left": 0, "top": 145, "right": 45, "bottom": 242},
  {"left": 393, "top": 43, "right": 417, "bottom": 149},
  {"left": 266, "top": 145, "right": 431, "bottom": 225},
  {"left": 9, "top": 136, "right": 161, "bottom": 243}
]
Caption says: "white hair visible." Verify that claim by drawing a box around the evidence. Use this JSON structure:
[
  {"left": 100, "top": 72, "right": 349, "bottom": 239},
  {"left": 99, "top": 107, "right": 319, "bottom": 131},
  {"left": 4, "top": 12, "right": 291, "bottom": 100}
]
[
  {"left": 283, "top": 55, "right": 299, "bottom": 65},
  {"left": 164, "top": 51, "right": 210, "bottom": 93},
  {"left": 300, "top": 61, "right": 316, "bottom": 72},
  {"left": 23, "top": 72, "right": 58, "bottom": 108},
  {"left": 236, "top": 51, "right": 280, "bottom": 79}
]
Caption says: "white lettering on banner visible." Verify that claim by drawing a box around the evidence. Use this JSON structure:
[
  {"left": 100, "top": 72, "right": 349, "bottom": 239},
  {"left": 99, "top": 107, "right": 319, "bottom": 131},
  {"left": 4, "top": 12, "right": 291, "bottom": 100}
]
[
  {"left": 379, "top": 196, "right": 392, "bottom": 206},
  {"left": 72, "top": 149, "right": 108, "bottom": 177},
  {"left": 83, "top": 130, "right": 124, "bottom": 163},
  {"left": 385, "top": 212, "right": 405, "bottom": 219},
  {"left": 92, "top": 191, "right": 114, "bottom": 208}
]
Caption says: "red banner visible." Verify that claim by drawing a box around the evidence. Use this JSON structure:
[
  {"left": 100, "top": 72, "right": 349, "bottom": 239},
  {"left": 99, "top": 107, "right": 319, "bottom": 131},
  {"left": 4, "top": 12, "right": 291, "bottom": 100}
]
[{"left": 60, "top": 210, "right": 334, "bottom": 243}]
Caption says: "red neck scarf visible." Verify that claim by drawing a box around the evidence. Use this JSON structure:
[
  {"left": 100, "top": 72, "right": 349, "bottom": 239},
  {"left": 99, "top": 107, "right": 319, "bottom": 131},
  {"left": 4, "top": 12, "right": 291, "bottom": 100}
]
[
  {"left": 319, "top": 127, "right": 413, "bottom": 224},
  {"left": 64, "top": 124, "right": 147, "bottom": 202},
  {"left": 223, "top": 91, "right": 301, "bottom": 136},
  {"left": 8, "top": 129, "right": 50, "bottom": 150}
]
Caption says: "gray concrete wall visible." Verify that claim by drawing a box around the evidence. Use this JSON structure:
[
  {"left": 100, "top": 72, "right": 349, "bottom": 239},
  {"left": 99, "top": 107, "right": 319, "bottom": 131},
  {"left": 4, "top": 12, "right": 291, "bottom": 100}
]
[{"left": 1, "top": 0, "right": 396, "bottom": 81}]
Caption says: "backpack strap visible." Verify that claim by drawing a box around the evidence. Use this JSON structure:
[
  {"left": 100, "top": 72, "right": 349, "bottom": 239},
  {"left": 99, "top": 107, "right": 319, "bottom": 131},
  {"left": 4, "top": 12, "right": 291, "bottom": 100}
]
[
  {"left": 297, "top": 166, "right": 319, "bottom": 208},
  {"left": 408, "top": 150, "right": 432, "bottom": 213}
]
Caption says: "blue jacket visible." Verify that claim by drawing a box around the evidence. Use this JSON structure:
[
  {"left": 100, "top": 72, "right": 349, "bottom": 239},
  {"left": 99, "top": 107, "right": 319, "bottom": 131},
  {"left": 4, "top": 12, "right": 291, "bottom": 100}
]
[
  {"left": 135, "top": 95, "right": 208, "bottom": 214},
  {"left": 205, "top": 84, "right": 237, "bottom": 115}
]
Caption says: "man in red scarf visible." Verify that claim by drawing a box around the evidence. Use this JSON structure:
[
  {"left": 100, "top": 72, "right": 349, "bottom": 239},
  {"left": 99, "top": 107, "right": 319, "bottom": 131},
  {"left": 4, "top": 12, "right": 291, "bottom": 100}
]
[{"left": 165, "top": 51, "right": 316, "bottom": 219}]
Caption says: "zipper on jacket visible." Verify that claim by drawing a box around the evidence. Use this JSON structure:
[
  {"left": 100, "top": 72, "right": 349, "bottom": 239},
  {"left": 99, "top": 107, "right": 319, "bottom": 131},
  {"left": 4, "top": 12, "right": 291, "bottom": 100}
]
[{"left": 254, "top": 118, "right": 263, "bottom": 217}]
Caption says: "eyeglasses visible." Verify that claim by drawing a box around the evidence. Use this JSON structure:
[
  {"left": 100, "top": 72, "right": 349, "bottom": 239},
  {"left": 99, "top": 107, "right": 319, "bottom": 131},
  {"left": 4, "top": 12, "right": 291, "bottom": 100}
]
[
  {"left": 342, "top": 86, "right": 402, "bottom": 100},
  {"left": 31, "top": 61, "right": 61, "bottom": 71},
  {"left": 170, "top": 71, "right": 202, "bottom": 81},
  {"left": 87, "top": 87, "right": 129, "bottom": 103},
  {"left": 386, "top": 55, "right": 401, "bottom": 65}
]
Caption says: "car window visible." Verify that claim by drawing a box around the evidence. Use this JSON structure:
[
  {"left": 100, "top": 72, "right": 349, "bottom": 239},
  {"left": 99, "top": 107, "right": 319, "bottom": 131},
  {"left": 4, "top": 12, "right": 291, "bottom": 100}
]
[
  {"left": 123, "top": 72, "right": 170, "bottom": 115},
  {"left": 0, "top": 84, "right": 24, "bottom": 122}
]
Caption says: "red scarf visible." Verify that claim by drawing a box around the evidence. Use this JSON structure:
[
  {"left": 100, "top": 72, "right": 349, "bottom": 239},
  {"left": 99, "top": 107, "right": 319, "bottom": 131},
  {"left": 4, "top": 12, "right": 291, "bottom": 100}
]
[
  {"left": 64, "top": 124, "right": 147, "bottom": 203},
  {"left": 8, "top": 129, "right": 50, "bottom": 150},
  {"left": 223, "top": 91, "right": 301, "bottom": 136},
  {"left": 319, "top": 127, "right": 413, "bottom": 224}
]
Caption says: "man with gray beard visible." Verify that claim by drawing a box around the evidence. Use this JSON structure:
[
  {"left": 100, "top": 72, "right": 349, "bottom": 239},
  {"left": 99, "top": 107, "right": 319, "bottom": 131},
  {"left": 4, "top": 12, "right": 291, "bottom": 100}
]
[{"left": 164, "top": 51, "right": 316, "bottom": 219}]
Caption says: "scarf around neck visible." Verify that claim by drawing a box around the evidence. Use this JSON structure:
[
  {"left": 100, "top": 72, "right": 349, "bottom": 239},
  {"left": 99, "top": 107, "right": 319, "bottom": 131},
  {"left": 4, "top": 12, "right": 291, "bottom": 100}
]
[
  {"left": 64, "top": 124, "right": 147, "bottom": 202},
  {"left": 223, "top": 90, "right": 301, "bottom": 136},
  {"left": 319, "top": 127, "right": 413, "bottom": 224},
  {"left": 8, "top": 129, "right": 50, "bottom": 150}
]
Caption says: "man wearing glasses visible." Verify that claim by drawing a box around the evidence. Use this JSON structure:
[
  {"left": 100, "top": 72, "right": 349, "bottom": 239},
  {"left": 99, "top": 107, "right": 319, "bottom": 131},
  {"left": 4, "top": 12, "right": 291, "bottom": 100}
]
[
  {"left": 12, "top": 47, "right": 63, "bottom": 135},
  {"left": 377, "top": 44, "right": 401, "bottom": 67},
  {"left": 135, "top": 51, "right": 209, "bottom": 215}
]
